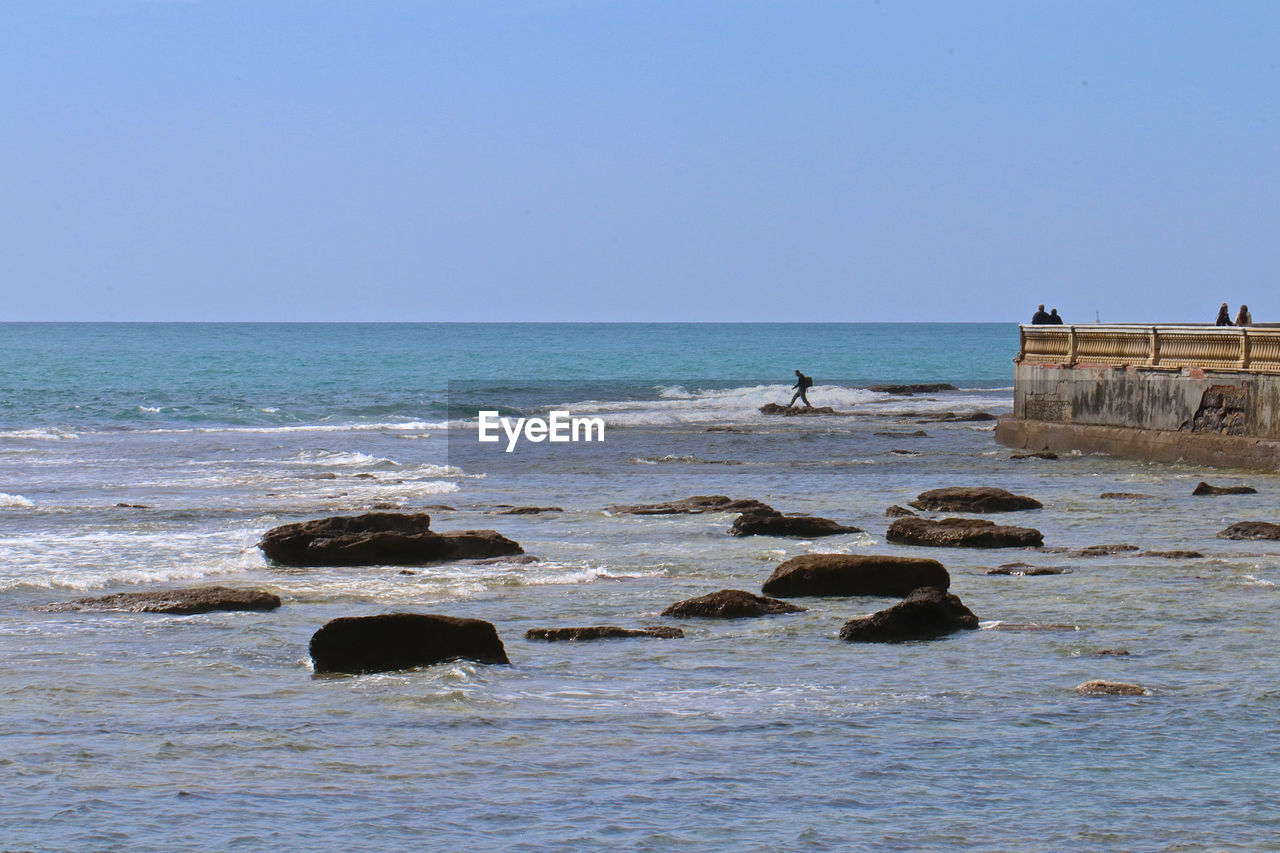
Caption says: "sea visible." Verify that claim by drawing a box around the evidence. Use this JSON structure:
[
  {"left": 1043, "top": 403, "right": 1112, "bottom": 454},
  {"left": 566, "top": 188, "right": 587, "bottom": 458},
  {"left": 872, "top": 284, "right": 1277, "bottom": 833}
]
[{"left": 2, "top": 322, "right": 1278, "bottom": 851}]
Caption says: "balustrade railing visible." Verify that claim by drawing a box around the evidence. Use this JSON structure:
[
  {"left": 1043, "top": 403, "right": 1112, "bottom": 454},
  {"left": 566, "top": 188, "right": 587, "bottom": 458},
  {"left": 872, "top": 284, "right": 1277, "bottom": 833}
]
[{"left": 1018, "top": 325, "right": 1280, "bottom": 372}]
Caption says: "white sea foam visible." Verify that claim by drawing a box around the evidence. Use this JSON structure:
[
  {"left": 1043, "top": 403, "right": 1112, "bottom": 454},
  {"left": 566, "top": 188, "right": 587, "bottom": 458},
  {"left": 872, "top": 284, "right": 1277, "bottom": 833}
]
[
  {"left": 0, "top": 428, "right": 79, "bottom": 441},
  {"left": 0, "top": 493, "right": 34, "bottom": 507},
  {"left": 139, "top": 420, "right": 449, "bottom": 436}
]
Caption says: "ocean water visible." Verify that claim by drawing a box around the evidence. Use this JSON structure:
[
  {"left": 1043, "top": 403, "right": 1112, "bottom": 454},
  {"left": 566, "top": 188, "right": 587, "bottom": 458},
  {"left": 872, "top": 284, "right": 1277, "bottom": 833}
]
[{"left": 3, "top": 323, "right": 1279, "bottom": 851}]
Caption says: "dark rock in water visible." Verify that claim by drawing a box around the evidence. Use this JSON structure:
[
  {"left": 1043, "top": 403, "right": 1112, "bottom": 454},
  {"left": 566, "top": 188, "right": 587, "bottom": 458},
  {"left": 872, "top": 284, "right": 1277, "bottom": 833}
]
[
  {"left": 887, "top": 517, "right": 1043, "bottom": 548},
  {"left": 44, "top": 586, "right": 281, "bottom": 614},
  {"left": 874, "top": 430, "right": 928, "bottom": 437},
  {"left": 909, "top": 486, "right": 1042, "bottom": 513},
  {"left": 1011, "top": 452, "right": 1058, "bottom": 460},
  {"left": 986, "top": 564, "right": 1067, "bottom": 576},
  {"left": 1074, "top": 544, "right": 1139, "bottom": 557},
  {"left": 114, "top": 502, "right": 150, "bottom": 509},
  {"left": 310, "top": 613, "right": 509, "bottom": 674},
  {"left": 916, "top": 411, "right": 997, "bottom": 423},
  {"left": 1193, "top": 481, "right": 1258, "bottom": 496},
  {"left": 258, "top": 513, "right": 523, "bottom": 566},
  {"left": 421, "top": 504, "right": 458, "bottom": 511},
  {"left": 705, "top": 425, "right": 747, "bottom": 433},
  {"left": 886, "top": 505, "right": 917, "bottom": 518},
  {"left": 497, "top": 506, "right": 563, "bottom": 515},
  {"left": 605, "top": 495, "right": 772, "bottom": 515},
  {"left": 987, "top": 622, "right": 1079, "bottom": 632},
  {"left": 728, "top": 508, "right": 861, "bottom": 538},
  {"left": 525, "top": 626, "right": 684, "bottom": 641},
  {"left": 353, "top": 473, "right": 378, "bottom": 480},
  {"left": 866, "top": 383, "right": 958, "bottom": 395},
  {"left": 1218, "top": 521, "right": 1280, "bottom": 540},
  {"left": 1140, "top": 550, "right": 1205, "bottom": 559},
  {"left": 762, "top": 554, "right": 949, "bottom": 597},
  {"left": 839, "top": 586, "right": 978, "bottom": 643},
  {"left": 1094, "top": 649, "right": 1131, "bottom": 657},
  {"left": 468, "top": 554, "right": 541, "bottom": 565},
  {"left": 759, "top": 403, "right": 837, "bottom": 415},
  {"left": 1076, "top": 679, "right": 1148, "bottom": 696},
  {"left": 1099, "top": 492, "right": 1157, "bottom": 500},
  {"left": 661, "top": 589, "right": 805, "bottom": 618},
  {"left": 889, "top": 449, "right": 920, "bottom": 456}
]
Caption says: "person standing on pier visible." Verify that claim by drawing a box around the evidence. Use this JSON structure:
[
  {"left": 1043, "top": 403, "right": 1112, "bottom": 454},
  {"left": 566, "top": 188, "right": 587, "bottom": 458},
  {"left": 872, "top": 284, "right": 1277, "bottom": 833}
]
[{"left": 1215, "top": 303, "right": 1234, "bottom": 326}]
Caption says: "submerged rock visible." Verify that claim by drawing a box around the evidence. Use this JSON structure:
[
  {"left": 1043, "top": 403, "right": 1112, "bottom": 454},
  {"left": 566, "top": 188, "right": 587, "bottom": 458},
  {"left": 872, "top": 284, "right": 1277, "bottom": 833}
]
[
  {"left": 909, "top": 486, "right": 1042, "bottom": 513},
  {"left": 1217, "top": 521, "right": 1280, "bottom": 540},
  {"left": 43, "top": 586, "right": 281, "bottom": 615},
  {"left": 886, "top": 517, "right": 1043, "bottom": 548},
  {"left": 1099, "top": 492, "right": 1157, "bottom": 500},
  {"left": 310, "top": 613, "right": 509, "bottom": 674},
  {"left": 524, "top": 626, "right": 684, "bottom": 641},
  {"left": 1140, "top": 550, "right": 1205, "bottom": 559},
  {"left": 874, "top": 430, "right": 929, "bottom": 438},
  {"left": 759, "top": 403, "right": 837, "bottom": 415},
  {"left": 1011, "top": 452, "right": 1058, "bottom": 460},
  {"left": 729, "top": 508, "right": 861, "bottom": 538},
  {"left": 889, "top": 449, "right": 921, "bottom": 456},
  {"left": 1076, "top": 680, "right": 1148, "bottom": 697},
  {"left": 865, "top": 383, "right": 958, "bottom": 395},
  {"left": 1074, "top": 544, "right": 1139, "bottom": 557},
  {"left": 604, "top": 495, "right": 771, "bottom": 515},
  {"left": 886, "top": 505, "right": 917, "bottom": 518},
  {"left": 661, "top": 589, "right": 806, "bottom": 618},
  {"left": 497, "top": 506, "right": 563, "bottom": 515},
  {"left": 839, "top": 586, "right": 979, "bottom": 643},
  {"left": 916, "top": 411, "right": 997, "bottom": 423},
  {"left": 258, "top": 513, "right": 522, "bottom": 566},
  {"left": 985, "top": 564, "right": 1067, "bottom": 576},
  {"left": 1192, "top": 481, "right": 1258, "bottom": 496},
  {"left": 761, "top": 554, "right": 949, "bottom": 597}
]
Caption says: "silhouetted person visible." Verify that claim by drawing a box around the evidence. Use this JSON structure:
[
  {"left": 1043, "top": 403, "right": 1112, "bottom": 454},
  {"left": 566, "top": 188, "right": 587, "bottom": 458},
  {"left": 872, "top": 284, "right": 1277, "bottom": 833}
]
[
  {"left": 1031, "top": 304, "right": 1052, "bottom": 325},
  {"left": 1236, "top": 305, "right": 1253, "bottom": 326},
  {"left": 1048, "top": 308, "right": 1064, "bottom": 325},
  {"left": 789, "top": 370, "right": 813, "bottom": 408},
  {"left": 1215, "top": 303, "right": 1233, "bottom": 326}
]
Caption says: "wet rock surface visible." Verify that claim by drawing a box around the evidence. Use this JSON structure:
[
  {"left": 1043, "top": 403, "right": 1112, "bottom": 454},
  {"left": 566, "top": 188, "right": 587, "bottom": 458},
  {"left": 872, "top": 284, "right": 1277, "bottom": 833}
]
[
  {"left": 887, "top": 517, "right": 1044, "bottom": 548},
  {"left": 258, "top": 513, "right": 523, "bottom": 567},
  {"left": 43, "top": 586, "right": 282, "bottom": 614},
  {"left": 1011, "top": 452, "right": 1058, "bottom": 460},
  {"left": 886, "top": 505, "right": 917, "bottom": 518},
  {"left": 1073, "top": 544, "right": 1139, "bottom": 557},
  {"left": 1192, "top": 481, "right": 1258, "bottom": 496},
  {"left": 496, "top": 506, "right": 563, "bottom": 515},
  {"left": 1217, "top": 521, "right": 1280, "bottom": 540},
  {"left": 909, "top": 486, "right": 1042, "bottom": 513},
  {"left": 661, "top": 589, "right": 806, "bottom": 618},
  {"left": 525, "top": 626, "right": 684, "bottom": 641},
  {"left": 874, "top": 430, "right": 928, "bottom": 437},
  {"left": 916, "top": 411, "right": 997, "bottom": 423},
  {"left": 865, "top": 383, "right": 958, "bottom": 395},
  {"left": 839, "top": 586, "right": 979, "bottom": 643},
  {"left": 759, "top": 403, "right": 837, "bottom": 415},
  {"left": 1076, "top": 680, "right": 1148, "bottom": 696},
  {"left": 1140, "top": 550, "right": 1205, "bottom": 559},
  {"left": 762, "top": 554, "right": 949, "bottom": 598},
  {"left": 1099, "top": 492, "right": 1157, "bottom": 500},
  {"left": 310, "top": 613, "right": 509, "bottom": 674},
  {"left": 985, "top": 564, "right": 1067, "bottom": 576},
  {"left": 604, "top": 495, "right": 771, "bottom": 515},
  {"left": 729, "top": 508, "right": 861, "bottom": 538}
]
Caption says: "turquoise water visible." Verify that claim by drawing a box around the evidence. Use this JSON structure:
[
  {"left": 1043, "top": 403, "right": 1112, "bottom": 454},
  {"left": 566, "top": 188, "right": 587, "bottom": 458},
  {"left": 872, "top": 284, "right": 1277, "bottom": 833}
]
[{"left": 3, "top": 323, "right": 1279, "bottom": 851}]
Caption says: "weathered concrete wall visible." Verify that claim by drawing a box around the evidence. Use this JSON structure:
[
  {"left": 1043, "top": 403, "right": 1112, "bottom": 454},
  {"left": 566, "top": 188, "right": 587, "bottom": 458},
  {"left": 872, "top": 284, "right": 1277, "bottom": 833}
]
[{"left": 1000, "top": 363, "right": 1280, "bottom": 469}]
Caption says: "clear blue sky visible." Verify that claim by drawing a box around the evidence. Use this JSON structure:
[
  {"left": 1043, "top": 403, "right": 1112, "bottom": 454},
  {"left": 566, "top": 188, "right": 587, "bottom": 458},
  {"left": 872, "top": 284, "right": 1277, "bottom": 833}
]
[{"left": 2, "top": 1, "right": 1276, "bottom": 322}]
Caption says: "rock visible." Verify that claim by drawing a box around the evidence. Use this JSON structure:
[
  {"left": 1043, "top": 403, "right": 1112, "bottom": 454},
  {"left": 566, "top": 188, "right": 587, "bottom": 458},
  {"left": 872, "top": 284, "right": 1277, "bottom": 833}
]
[
  {"left": 874, "top": 430, "right": 928, "bottom": 437},
  {"left": 605, "top": 495, "right": 772, "bottom": 515},
  {"left": 1140, "top": 550, "right": 1205, "bottom": 559},
  {"left": 497, "top": 506, "right": 563, "bottom": 515},
  {"left": 886, "top": 505, "right": 917, "bottom": 518},
  {"left": 705, "top": 426, "right": 747, "bottom": 433},
  {"left": 114, "top": 503, "right": 150, "bottom": 508},
  {"left": 1099, "top": 492, "right": 1156, "bottom": 500},
  {"left": 916, "top": 411, "right": 997, "bottom": 423},
  {"left": 839, "top": 586, "right": 979, "bottom": 642},
  {"left": 1094, "top": 649, "right": 1131, "bottom": 657},
  {"left": 728, "top": 508, "right": 861, "bottom": 538},
  {"left": 43, "top": 586, "right": 281, "bottom": 614},
  {"left": 310, "top": 613, "right": 509, "bottom": 674},
  {"left": 1193, "top": 481, "right": 1258, "bottom": 496},
  {"left": 866, "top": 383, "right": 958, "bottom": 395},
  {"left": 886, "top": 517, "right": 1044, "bottom": 548},
  {"left": 1074, "top": 544, "right": 1139, "bottom": 557},
  {"left": 524, "top": 626, "right": 684, "bottom": 641},
  {"left": 1011, "top": 452, "right": 1058, "bottom": 460},
  {"left": 353, "top": 473, "right": 378, "bottom": 480},
  {"left": 889, "top": 449, "right": 920, "bottom": 456},
  {"left": 258, "top": 513, "right": 523, "bottom": 567},
  {"left": 661, "top": 589, "right": 806, "bottom": 618},
  {"left": 1076, "top": 680, "right": 1148, "bottom": 697},
  {"left": 761, "top": 554, "right": 949, "bottom": 597},
  {"left": 987, "top": 622, "right": 1079, "bottom": 632},
  {"left": 908, "top": 486, "right": 1042, "bottom": 513},
  {"left": 985, "top": 564, "right": 1067, "bottom": 576},
  {"left": 1217, "top": 521, "right": 1280, "bottom": 540},
  {"left": 759, "top": 403, "right": 837, "bottom": 415},
  {"left": 468, "top": 554, "right": 541, "bottom": 565}
]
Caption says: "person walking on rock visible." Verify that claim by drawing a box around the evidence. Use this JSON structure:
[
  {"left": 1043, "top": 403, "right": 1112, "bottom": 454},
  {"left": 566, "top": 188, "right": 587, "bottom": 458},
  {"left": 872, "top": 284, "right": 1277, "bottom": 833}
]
[{"left": 789, "top": 370, "right": 814, "bottom": 408}]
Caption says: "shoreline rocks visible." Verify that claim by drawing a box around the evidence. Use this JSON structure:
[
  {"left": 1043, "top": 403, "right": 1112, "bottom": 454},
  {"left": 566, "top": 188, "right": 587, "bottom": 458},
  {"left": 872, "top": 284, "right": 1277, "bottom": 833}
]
[
  {"left": 525, "top": 626, "right": 684, "bottom": 641},
  {"left": 865, "top": 383, "right": 958, "bottom": 395},
  {"left": 258, "top": 513, "right": 523, "bottom": 567},
  {"left": 887, "top": 517, "right": 1043, "bottom": 548},
  {"left": 729, "top": 508, "right": 861, "bottom": 538},
  {"left": 497, "top": 506, "right": 563, "bottom": 515},
  {"left": 43, "top": 586, "right": 281, "bottom": 614},
  {"left": 1192, "top": 482, "right": 1257, "bottom": 496},
  {"left": 839, "top": 587, "right": 979, "bottom": 643},
  {"left": 759, "top": 403, "right": 837, "bottom": 416},
  {"left": 1217, "top": 521, "right": 1280, "bottom": 540},
  {"left": 915, "top": 411, "right": 997, "bottom": 423},
  {"left": 604, "top": 495, "right": 771, "bottom": 515},
  {"left": 310, "top": 613, "right": 509, "bottom": 674},
  {"left": 661, "top": 589, "right": 806, "bottom": 618},
  {"left": 1076, "top": 680, "right": 1148, "bottom": 696},
  {"left": 761, "top": 554, "right": 949, "bottom": 598},
  {"left": 908, "top": 486, "right": 1042, "bottom": 513}
]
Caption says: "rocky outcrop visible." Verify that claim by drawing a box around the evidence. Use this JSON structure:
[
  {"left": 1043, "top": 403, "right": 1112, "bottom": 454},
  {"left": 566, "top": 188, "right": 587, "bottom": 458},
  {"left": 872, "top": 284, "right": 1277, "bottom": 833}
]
[
  {"left": 908, "top": 487, "right": 1042, "bottom": 513},
  {"left": 729, "top": 508, "right": 861, "bottom": 538},
  {"left": 986, "top": 564, "right": 1067, "bottom": 576},
  {"left": 1011, "top": 452, "right": 1058, "bottom": 460},
  {"left": 1074, "top": 544, "right": 1139, "bottom": 557},
  {"left": 1076, "top": 680, "right": 1148, "bottom": 696},
  {"left": 258, "top": 513, "right": 522, "bottom": 566},
  {"left": 886, "top": 505, "right": 917, "bottom": 518},
  {"left": 524, "top": 626, "right": 684, "bottom": 641},
  {"left": 838, "top": 586, "right": 979, "bottom": 642},
  {"left": 887, "top": 517, "right": 1043, "bottom": 548},
  {"left": 1218, "top": 521, "right": 1280, "bottom": 540},
  {"left": 497, "top": 506, "right": 563, "bottom": 515},
  {"left": 310, "top": 613, "right": 509, "bottom": 674},
  {"left": 866, "top": 383, "right": 958, "bottom": 395},
  {"left": 889, "top": 449, "right": 921, "bottom": 456},
  {"left": 761, "top": 554, "right": 949, "bottom": 598},
  {"left": 43, "top": 586, "right": 281, "bottom": 614},
  {"left": 759, "top": 404, "right": 836, "bottom": 415},
  {"left": 661, "top": 589, "right": 805, "bottom": 618},
  {"left": 1193, "top": 482, "right": 1258, "bottom": 496},
  {"left": 916, "top": 411, "right": 996, "bottom": 423},
  {"left": 1140, "top": 550, "right": 1204, "bottom": 559},
  {"left": 604, "top": 495, "right": 771, "bottom": 515}
]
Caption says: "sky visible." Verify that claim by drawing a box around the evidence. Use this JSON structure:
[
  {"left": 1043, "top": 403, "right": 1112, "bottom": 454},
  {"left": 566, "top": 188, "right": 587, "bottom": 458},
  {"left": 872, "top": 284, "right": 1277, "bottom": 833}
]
[{"left": 1, "top": 1, "right": 1277, "bottom": 322}]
